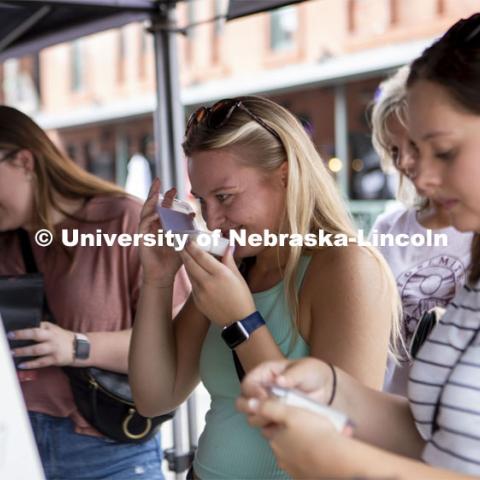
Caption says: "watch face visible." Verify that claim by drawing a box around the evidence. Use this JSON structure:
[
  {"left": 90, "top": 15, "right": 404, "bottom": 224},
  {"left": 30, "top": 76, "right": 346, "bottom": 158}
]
[
  {"left": 75, "top": 339, "right": 90, "bottom": 360},
  {"left": 221, "top": 323, "right": 247, "bottom": 349}
]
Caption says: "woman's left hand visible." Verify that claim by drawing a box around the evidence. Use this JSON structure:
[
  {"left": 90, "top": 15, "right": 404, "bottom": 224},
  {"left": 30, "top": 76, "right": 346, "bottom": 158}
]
[
  {"left": 10, "top": 321, "right": 75, "bottom": 369},
  {"left": 246, "top": 398, "right": 341, "bottom": 478},
  {"left": 179, "top": 240, "right": 256, "bottom": 327}
]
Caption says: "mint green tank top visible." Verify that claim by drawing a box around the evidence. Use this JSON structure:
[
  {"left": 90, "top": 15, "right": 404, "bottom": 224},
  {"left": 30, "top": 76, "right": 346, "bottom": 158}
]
[{"left": 193, "top": 256, "right": 311, "bottom": 479}]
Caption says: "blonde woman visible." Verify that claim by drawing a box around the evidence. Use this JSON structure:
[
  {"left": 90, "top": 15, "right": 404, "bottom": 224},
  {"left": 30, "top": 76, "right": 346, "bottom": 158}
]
[
  {"left": 130, "top": 96, "right": 401, "bottom": 479},
  {"left": 0, "top": 106, "right": 188, "bottom": 480},
  {"left": 370, "top": 67, "right": 472, "bottom": 396}
]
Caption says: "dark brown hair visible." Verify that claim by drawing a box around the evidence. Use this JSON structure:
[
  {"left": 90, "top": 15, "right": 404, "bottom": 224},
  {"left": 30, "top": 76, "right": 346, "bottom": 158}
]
[{"left": 407, "top": 13, "right": 480, "bottom": 285}]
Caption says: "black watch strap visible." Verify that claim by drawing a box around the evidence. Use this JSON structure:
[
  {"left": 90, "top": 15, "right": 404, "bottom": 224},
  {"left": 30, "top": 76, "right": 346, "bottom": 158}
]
[{"left": 221, "top": 311, "right": 266, "bottom": 350}]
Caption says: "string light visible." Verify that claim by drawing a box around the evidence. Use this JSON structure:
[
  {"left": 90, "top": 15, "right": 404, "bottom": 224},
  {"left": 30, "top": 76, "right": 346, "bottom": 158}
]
[
  {"left": 352, "top": 158, "right": 364, "bottom": 172},
  {"left": 328, "top": 157, "right": 343, "bottom": 173}
]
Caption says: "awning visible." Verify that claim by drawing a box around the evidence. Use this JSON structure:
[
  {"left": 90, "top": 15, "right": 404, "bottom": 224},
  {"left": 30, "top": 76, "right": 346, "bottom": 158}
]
[
  {"left": 226, "top": 0, "right": 306, "bottom": 20},
  {"left": 0, "top": 0, "right": 307, "bottom": 61},
  {"left": 0, "top": 1, "right": 158, "bottom": 62}
]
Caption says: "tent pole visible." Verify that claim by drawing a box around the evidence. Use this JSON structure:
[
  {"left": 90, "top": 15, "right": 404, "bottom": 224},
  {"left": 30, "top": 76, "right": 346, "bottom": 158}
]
[
  {"left": 334, "top": 83, "right": 349, "bottom": 198},
  {"left": 149, "top": 5, "right": 194, "bottom": 480},
  {"left": 150, "top": 1, "right": 186, "bottom": 198}
]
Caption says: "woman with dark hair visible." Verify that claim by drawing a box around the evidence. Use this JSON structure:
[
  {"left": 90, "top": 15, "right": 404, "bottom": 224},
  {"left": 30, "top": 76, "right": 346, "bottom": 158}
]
[
  {"left": 370, "top": 66, "right": 472, "bottom": 397},
  {"left": 0, "top": 105, "right": 188, "bottom": 480},
  {"left": 238, "top": 13, "right": 480, "bottom": 479}
]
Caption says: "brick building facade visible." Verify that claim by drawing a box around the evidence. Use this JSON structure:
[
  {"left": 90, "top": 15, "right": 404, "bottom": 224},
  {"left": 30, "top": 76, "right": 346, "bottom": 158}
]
[{"left": 1, "top": 0, "right": 478, "bottom": 214}]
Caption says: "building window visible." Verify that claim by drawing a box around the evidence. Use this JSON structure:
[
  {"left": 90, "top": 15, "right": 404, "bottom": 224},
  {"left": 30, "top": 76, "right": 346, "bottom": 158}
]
[
  {"left": 347, "top": 0, "right": 357, "bottom": 33},
  {"left": 3, "top": 56, "right": 40, "bottom": 110},
  {"left": 66, "top": 144, "right": 77, "bottom": 161},
  {"left": 389, "top": 0, "right": 402, "bottom": 26},
  {"left": 349, "top": 131, "right": 395, "bottom": 201},
  {"left": 139, "top": 25, "right": 152, "bottom": 79},
  {"left": 298, "top": 113, "right": 314, "bottom": 138},
  {"left": 211, "top": 0, "right": 226, "bottom": 64},
  {"left": 187, "top": 0, "right": 196, "bottom": 39},
  {"left": 85, "top": 140, "right": 115, "bottom": 181},
  {"left": 117, "top": 28, "right": 128, "bottom": 83},
  {"left": 214, "top": 0, "right": 225, "bottom": 36},
  {"left": 118, "top": 28, "right": 126, "bottom": 59},
  {"left": 70, "top": 40, "right": 85, "bottom": 92},
  {"left": 270, "top": 6, "right": 298, "bottom": 52},
  {"left": 140, "top": 27, "right": 151, "bottom": 54}
]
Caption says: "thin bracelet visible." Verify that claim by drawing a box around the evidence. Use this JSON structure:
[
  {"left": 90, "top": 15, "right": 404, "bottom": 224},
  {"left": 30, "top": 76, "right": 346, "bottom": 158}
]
[{"left": 327, "top": 363, "right": 337, "bottom": 406}]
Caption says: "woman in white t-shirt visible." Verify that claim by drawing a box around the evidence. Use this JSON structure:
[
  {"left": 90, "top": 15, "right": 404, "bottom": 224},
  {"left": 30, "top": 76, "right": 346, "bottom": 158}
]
[
  {"left": 369, "top": 66, "right": 472, "bottom": 396},
  {"left": 237, "top": 14, "right": 480, "bottom": 479}
]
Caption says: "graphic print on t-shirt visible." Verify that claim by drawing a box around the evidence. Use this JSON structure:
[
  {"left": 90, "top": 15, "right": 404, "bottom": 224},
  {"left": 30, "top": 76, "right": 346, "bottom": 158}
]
[{"left": 397, "top": 254, "right": 467, "bottom": 343}]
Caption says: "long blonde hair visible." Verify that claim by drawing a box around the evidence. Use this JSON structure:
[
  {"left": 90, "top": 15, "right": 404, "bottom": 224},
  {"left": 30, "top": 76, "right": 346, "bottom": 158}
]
[
  {"left": 0, "top": 105, "right": 125, "bottom": 237},
  {"left": 370, "top": 66, "right": 426, "bottom": 209},
  {"left": 183, "top": 96, "right": 403, "bottom": 357}
]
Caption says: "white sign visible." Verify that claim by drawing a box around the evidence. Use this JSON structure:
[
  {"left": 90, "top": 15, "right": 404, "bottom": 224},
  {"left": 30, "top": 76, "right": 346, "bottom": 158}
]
[{"left": 0, "top": 316, "right": 45, "bottom": 480}]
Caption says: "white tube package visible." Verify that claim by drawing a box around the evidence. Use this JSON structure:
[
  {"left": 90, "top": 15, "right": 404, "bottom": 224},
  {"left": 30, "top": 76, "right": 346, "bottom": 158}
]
[
  {"left": 268, "top": 385, "right": 354, "bottom": 436},
  {"left": 156, "top": 197, "right": 230, "bottom": 257},
  {"left": 186, "top": 231, "right": 231, "bottom": 257}
]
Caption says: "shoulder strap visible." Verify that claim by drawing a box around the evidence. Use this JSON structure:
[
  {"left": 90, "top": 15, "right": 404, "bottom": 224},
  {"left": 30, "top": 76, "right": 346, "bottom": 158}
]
[
  {"left": 18, "top": 229, "right": 38, "bottom": 273},
  {"left": 17, "top": 229, "right": 55, "bottom": 323},
  {"left": 233, "top": 351, "right": 245, "bottom": 382},
  {"left": 231, "top": 258, "right": 256, "bottom": 382}
]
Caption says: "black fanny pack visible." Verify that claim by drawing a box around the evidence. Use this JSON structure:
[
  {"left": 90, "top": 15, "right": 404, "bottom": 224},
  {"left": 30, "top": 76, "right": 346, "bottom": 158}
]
[
  {"left": 65, "top": 366, "right": 174, "bottom": 443},
  {"left": 2, "top": 229, "right": 174, "bottom": 443}
]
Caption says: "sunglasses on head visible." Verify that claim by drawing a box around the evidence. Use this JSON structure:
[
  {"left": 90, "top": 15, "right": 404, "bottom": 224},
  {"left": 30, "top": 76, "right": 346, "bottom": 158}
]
[{"left": 185, "top": 99, "right": 281, "bottom": 142}]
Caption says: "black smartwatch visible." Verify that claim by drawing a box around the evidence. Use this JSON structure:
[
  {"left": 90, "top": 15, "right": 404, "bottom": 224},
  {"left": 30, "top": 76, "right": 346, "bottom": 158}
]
[
  {"left": 73, "top": 333, "right": 91, "bottom": 360},
  {"left": 221, "top": 311, "right": 266, "bottom": 349}
]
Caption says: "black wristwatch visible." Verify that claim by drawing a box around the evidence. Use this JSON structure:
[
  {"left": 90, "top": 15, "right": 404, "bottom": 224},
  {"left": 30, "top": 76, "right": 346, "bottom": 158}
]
[
  {"left": 221, "top": 311, "right": 266, "bottom": 349},
  {"left": 73, "top": 333, "right": 91, "bottom": 360}
]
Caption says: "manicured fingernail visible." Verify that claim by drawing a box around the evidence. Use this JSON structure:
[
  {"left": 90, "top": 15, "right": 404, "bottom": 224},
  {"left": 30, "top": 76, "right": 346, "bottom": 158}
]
[
  {"left": 10, "top": 350, "right": 16, "bottom": 357},
  {"left": 17, "top": 364, "right": 27, "bottom": 369},
  {"left": 248, "top": 398, "right": 259, "bottom": 411},
  {"left": 7, "top": 331, "right": 15, "bottom": 339}
]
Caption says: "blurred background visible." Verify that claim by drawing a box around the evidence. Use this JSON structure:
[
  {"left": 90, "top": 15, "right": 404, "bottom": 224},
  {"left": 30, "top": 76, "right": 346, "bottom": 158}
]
[{"left": 2, "top": 0, "right": 479, "bottom": 230}]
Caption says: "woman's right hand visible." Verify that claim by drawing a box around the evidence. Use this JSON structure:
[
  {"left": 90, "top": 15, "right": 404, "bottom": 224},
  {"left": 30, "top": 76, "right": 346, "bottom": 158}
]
[
  {"left": 236, "top": 357, "right": 335, "bottom": 425},
  {"left": 139, "top": 178, "right": 182, "bottom": 285}
]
